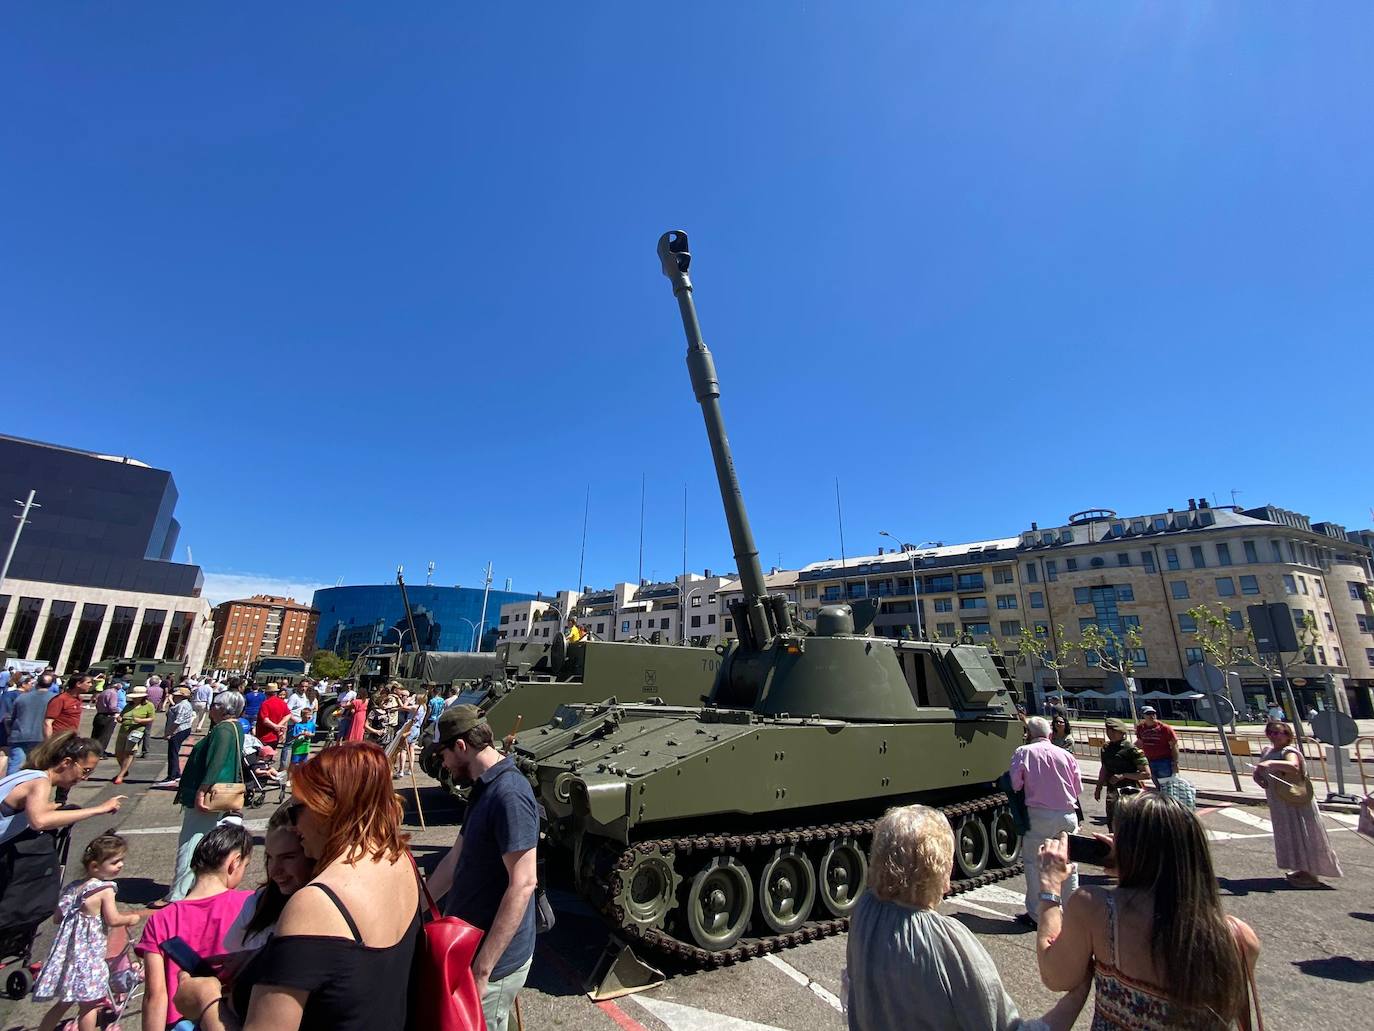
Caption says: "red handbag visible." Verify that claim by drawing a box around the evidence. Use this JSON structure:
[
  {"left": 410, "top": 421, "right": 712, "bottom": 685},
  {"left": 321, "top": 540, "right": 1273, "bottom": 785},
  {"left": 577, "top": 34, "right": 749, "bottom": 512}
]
[{"left": 409, "top": 853, "right": 488, "bottom": 1031}]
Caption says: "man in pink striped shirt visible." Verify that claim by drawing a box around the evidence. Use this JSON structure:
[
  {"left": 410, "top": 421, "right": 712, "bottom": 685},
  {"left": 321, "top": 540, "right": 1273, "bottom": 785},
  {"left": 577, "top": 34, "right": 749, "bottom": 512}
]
[{"left": 1010, "top": 716, "right": 1082, "bottom": 926}]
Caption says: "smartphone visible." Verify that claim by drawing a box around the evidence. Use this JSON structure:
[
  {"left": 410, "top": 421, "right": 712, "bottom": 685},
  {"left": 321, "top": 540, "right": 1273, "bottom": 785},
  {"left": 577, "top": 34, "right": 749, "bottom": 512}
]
[
  {"left": 1066, "top": 834, "right": 1113, "bottom": 867},
  {"left": 160, "top": 935, "right": 219, "bottom": 978}
]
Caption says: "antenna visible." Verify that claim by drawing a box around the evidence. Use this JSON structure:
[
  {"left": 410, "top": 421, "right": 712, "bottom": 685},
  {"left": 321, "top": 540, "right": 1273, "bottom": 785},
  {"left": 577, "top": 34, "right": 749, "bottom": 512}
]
[
  {"left": 577, "top": 485, "right": 589, "bottom": 594},
  {"left": 638, "top": 473, "right": 646, "bottom": 585},
  {"left": 1230, "top": 488, "right": 1243, "bottom": 507},
  {"left": 835, "top": 478, "right": 848, "bottom": 574},
  {"left": 186, "top": 546, "right": 193, "bottom": 564},
  {"left": 426, "top": 561, "right": 435, "bottom": 586}
]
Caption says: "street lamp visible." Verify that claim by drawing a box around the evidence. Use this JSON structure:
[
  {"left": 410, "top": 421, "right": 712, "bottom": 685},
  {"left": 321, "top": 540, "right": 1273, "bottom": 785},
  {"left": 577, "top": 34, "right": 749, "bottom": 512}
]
[
  {"left": 676, "top": 585, "right": 704, "bottom": 645},
  {"left": 879, "top": 531, "right": 925, "bottom": 640}
]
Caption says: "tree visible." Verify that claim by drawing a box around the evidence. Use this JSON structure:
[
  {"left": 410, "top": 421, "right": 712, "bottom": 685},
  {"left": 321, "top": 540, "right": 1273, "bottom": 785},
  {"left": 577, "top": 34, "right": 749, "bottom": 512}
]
[
  {"left": 310, "top": 650, "right": 350, "bottom": 679},
  {"left": 1077, "top": 622, "right": 1144, "bottom": 723},
  {"left": 1010, "top": 623, "right": 1078, "bottom": 709}
]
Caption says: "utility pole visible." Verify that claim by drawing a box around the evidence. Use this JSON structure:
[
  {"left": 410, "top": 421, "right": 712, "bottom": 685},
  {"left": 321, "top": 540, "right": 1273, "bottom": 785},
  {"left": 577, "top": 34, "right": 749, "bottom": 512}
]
[
  {"left": 0, "top": 490, "right": 40, "bottom": 595},
  {"left": 475, "top": 561, "right": 493, "bottom": 651}
]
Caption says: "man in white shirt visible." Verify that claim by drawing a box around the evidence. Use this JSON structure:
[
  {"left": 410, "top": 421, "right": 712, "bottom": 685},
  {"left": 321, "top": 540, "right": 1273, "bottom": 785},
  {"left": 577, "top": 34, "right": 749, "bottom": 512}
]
[{"left": 190, "top": 679, "right": 215, "bottom": 733}]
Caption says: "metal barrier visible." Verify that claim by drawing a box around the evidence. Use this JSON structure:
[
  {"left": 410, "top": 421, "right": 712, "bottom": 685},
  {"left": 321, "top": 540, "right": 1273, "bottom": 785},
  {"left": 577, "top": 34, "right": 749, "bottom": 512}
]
[{"left": 1356, "top": 736, "right": 1374, "bottom": 799}]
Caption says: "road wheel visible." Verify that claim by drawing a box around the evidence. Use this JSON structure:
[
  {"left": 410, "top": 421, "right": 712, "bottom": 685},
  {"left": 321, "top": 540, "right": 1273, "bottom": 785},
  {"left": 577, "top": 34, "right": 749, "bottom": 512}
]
[
  {"left": 686, "top": 856, "right": 753, "bottom": 951},
  {"left": 990, "top": 808, "right": 1021, "bottom": 867},
  {"left": 756, "top": 847, "right": 817, "bottom": 934},
  {"left": 817, "top": 837, "right": 867, "bottom": 917},
  {"left": 954, "top": 814, "right": 990, "bottom": 879}
]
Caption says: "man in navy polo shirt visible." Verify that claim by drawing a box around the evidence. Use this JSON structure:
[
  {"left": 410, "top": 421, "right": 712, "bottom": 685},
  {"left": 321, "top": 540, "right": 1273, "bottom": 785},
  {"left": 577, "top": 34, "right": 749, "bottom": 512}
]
[{"left": 426, "top": 705, "right": 538, "bottom": 1031}]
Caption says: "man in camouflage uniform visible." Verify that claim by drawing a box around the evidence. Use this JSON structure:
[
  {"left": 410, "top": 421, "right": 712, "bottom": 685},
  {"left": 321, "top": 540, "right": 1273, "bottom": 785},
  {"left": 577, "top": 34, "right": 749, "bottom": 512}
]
[{"left": 1094, "top": 717, "right": 1150, "bottom": 830}]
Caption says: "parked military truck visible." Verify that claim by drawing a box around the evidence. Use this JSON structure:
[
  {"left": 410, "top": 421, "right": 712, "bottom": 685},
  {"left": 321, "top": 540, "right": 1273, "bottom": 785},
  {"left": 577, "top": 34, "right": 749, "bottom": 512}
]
[{"left": 515, "top": 232, "right": 1023, "bottom": 967}]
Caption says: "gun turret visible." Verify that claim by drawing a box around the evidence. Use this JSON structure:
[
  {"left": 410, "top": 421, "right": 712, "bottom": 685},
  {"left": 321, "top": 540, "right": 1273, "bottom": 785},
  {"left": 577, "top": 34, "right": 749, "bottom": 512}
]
[{"left": 658, "top": 231, "right": 787, "bottom": 652}]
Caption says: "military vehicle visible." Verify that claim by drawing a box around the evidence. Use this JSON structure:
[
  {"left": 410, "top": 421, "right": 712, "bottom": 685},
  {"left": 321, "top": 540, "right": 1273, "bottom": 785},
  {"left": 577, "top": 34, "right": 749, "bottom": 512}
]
[
  {"left": 249, "top": 655, "right": 310, "bottom": 687},
  {"left": 515, "top": 231, "right": 1023, "bottom": 967}
]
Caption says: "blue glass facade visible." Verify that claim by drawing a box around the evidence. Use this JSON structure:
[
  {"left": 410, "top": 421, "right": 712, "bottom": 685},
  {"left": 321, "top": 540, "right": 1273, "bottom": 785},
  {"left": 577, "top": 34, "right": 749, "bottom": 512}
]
[{"left": 312, "top": 584, "right": 539, "bottom": 654}]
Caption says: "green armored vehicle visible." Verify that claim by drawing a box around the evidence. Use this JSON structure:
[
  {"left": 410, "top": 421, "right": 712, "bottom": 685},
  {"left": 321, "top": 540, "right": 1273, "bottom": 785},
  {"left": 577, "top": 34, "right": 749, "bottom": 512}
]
[{"left": 515, "top": 231, "right": 1023, "bottom": 965}]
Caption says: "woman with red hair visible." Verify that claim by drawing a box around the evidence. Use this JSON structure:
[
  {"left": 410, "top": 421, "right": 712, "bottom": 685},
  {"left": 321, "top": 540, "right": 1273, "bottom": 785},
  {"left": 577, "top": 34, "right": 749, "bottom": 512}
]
[{"left": 177, "top": 742, "right": 421, "bottom": 1030}]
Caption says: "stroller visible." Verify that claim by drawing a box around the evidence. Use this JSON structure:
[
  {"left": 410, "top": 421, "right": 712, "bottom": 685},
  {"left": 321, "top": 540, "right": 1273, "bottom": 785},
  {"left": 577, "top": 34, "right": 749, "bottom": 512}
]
[
  {"left": 0, "top": 825, "right": 71, "bottom": 999},
  {"left": 242, "top": 732, "right": 286, "bottom": 809}
]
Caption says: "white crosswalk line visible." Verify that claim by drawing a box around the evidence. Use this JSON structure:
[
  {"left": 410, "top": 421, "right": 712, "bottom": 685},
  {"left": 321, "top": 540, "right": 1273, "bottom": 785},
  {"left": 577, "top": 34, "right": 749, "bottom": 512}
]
[
  {"left": 763, "top": 955, "right": 843, "bottom": 1013},
  {"left": 1206, "top": 829, "right": 1271, "bottom": 842},
  {"left": 1326, "top": 811, "right": 1359, "bottom": 826},
  {"left": 1215, "top": 807, "right": 1273, "bottom": 832},
  {"left": 961, "top": 884, "right": 1026, "bottom": 907},
  {"left": 631, "top": 994, "right": 788, "bottom": 1031}
]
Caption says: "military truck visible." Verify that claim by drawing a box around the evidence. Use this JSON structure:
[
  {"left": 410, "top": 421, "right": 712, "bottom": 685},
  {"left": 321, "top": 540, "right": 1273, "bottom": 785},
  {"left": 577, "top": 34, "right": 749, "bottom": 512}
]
[
  {"left": 93, "top": 658, "right": 186, "bottom": 687},
  {"left": 515, "top": 232, "right": 1023, "bottom": 968},
  {"left": 249, "top": 655, "right": 310, "bottom": 687}
]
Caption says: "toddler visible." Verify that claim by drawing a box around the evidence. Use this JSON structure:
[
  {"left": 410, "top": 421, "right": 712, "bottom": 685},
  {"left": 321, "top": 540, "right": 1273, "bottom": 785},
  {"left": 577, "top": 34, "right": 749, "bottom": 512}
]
[
  {"left": 288, "top": 706, "right": 315, "bottom": 765},
  {"left": 33, "top": 831, "right": 142, "bottom": 1031}
]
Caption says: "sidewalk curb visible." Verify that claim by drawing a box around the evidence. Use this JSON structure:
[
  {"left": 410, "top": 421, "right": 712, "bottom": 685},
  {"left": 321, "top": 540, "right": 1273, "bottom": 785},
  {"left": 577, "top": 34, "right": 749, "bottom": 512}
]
[{"left": 1194, "top": 787, "right": 1362, "bottom": 815}]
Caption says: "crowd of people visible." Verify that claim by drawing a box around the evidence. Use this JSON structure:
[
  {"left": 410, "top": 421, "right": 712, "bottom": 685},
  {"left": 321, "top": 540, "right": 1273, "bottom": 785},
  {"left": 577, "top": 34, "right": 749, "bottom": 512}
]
[{"left": 2, "top": 664, "right": 1357, "bottom": 1031}]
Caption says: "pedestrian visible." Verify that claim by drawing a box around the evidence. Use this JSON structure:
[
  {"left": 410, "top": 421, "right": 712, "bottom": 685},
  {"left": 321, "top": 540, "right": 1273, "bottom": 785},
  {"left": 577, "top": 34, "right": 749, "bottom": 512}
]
[
  {"left": 1093, "top": 718, "right": 1150, "bottom": 831},
  {"left": 138, "top": 821, "right": 254, "bottom": 1031},
  {"left": 288, "top": 706, "right": 316, "bottom": 766},
  {"left": 242, "top": 680, "right": 266, "bottom": 724},
  {"left": 845, "top": 803, "right": 1090, "bottom": 1030},
  {"left": 112, "top": 688, "right": 156, "bottom": 784},
  {"left": 1252, "top": 719, "right": 1343, "bottom": 888},
  {"left": 1266, "top": 700, "right": 1284, "bottom": 722},
  {"left": 191, "top": 678, "right": 215, "bottom": 734},
  {"left": 32, "top": 831, "right": 143, "bottom": 1031},
  {"left": 0, "top": 734, "right": 126, "bottom": 847},
  {"left": 345, "top": 692, "right": 368, "bottom": 743},
  {"left": 91, "top": 678, "right": 123, "bottom": 756},
  {"left": 175, "top": 742, "right": 423, "bottom": 1031},
  {"left": 1010, "top": 715, "right": 1082, "bottom": 927},
  {"left": 45, "top": 674, "right": 90, "bottom": 740},
  {"left": 152, "top": 690, "right": 246, "bottom": 906},
  {"left": 426, "top": 705, "right": 538, "bottom": 1031},
  {"left": 6, "top": 675, "right": 51, "bottom": 770},
  {"left": 223, "top": 808, "right": 316, "bottom": 951},
  {"left": 1035, "top": 794, "right": 1262, "bottom": 1030},
  {"left": 1049, "top": 712, "right": 1074, "bottom": 750},
  {"left": 145, "top": 674, "right": 165, "bottom": 712},
  {"left": 255, "top": 682, "right": 292, "bottom": 768},
  {"left": 334, "top": 680, "right": 357, "bottom": 743},
  {"left": 286, "top": 680, "right": 311, "bottom": 722},
  {"left": 1134, "top": 705, "right": 1180, "bottom": 785},
  {"left": 396, "top": 691, "right": 425, "bottom": 778},
  {"left": 156, "top": 686, "right": 196, "bottom": 788}
]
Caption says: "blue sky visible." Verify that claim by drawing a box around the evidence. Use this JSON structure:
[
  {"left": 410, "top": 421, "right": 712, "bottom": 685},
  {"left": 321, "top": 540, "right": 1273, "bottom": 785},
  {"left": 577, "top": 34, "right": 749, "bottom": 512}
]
[{"left": 4, "top": 5, "right": 1370, "bottom": 605}]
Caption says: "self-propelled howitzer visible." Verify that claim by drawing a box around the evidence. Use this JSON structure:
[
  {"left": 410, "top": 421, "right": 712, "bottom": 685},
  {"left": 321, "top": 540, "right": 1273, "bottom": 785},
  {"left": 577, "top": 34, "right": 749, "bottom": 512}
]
[{"left": 517, "top": 232, "right": 1024, "bottom": 965}]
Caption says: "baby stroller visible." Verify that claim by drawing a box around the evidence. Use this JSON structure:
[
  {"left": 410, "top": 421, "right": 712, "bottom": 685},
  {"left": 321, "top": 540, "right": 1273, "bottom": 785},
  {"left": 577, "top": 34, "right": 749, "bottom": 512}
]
[
  {"left": 242, "top": 733, "right": 285, "bottom": 809},
  {"left": 93, "top": 922, "right": 144, "bottom": 1029},
  {"left": 0, "top": 825, "right": 71, "bottom": 999}
]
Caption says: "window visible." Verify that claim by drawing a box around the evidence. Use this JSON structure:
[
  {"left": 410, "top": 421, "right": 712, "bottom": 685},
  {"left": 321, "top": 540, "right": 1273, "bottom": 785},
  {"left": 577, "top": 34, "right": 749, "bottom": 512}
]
[
  {"left": 1141, "top": 551, "right": 1156, "bottom": 574},
  {"left": 1171, "top": 580, "right": 1190, "bottom": 600},
  {"left": 35, "top": 601, "right": 75, "bottom": 666},
  {"left": 596, "top": 623, "right": 605, "bottom": 634},
  {"left": 133, "top": 609, "right": 166, "bottom": 658},
  {"left": 1216, "top": 577, "right": 1236, "bottom": 597},
  {"left": 1024, "top": 563, "right": 1039, "bottom": 584},
  {"left": 1179, "top": 613, "right": 1197, "bottom": 633},
  {"left": 956, "top": 573, "right": 985, "bottom": 592},
  {"left": 1216, "top": 542, "right": 1232, "bottom": 566},
  {"left": 1240, "top": 575, "right": 1260, "bottom": 595},
  {"left": 1333, "top": 646, "right": 1342, "bottom": 665},
  {"left": 962, "top": 621, "right": 991, "bottom": 636},
  {"left": 1123, "top": 615, "right": 1141, "bottom": 630},
  {"left": 635, "top": 619, "right": 642, "bottom": 629},
  {"left": 1283, "top": 574, "right": 1297, "bottom": 595},
  {"left": 994, "top": 567, "right": 1015, "bottom": 584},
  {"left": 661, "top": 618, "right": 671, "bottom": 629},
  {"left": 1074, "top": 587, "right": 1091, "bottom": 605},
  {"left": 708, "top": 614, "right": 716, "bottom": 625},
  {"left": 725, "top": 618, "right": 734, "bottom": 632},
  {"left": 1190, "top": 546, "right": 1206, "bottom": 569},
  {"left": 1185, "top": 647, "right": 1205, "bottom": 664},
  {"left": 1000, "top": 620, "right": 1021, "bottom": 636},
  {"left": 1298, "top": 576, "right": 1308, "bottom": 595},
  {"left": 1029, "top": 591, "right": 1044, "bottom": 609},
  {"left": 690, "top": 595, "right": 702, "bottom": 607},
  {"left": 65, "top": 603, "right": 107, "bottom": 675},
  {"left": 1315, "top": 579, "right": 1325, "bottom": 598},
  {"left": 1271, "top": 541, "right": 1283, "bottom": 562},
  {"left": 934, "top": 598, "right": 953, "bottom": 612},
  {"left": 1367, "top": 648, "right": 1374, "bottom": 666},
  {"left": 1045, "top": 561, "right": 1058, "bottom": 582},
  {"left": 1130, "top": 649, "right": 1148, "bottom": 667},
  {"left": 1066, "top": 558, "right": 1079, "bottom": 572},
  {"left": 1165, "top": 549, "right": 1180, "bottom": 571},
  {"left": 1358, "top": 614, "right": 1372, "bottom": 633},
  {"left": 959, "top": 597, "right": 987, "bottom": 611},
  {"left": 1034, "top": 621, "right": 1050, "bottom": 637},
  {"left": 1227, "top": 611, "right": 1244, "bottom": 631},
  {"left": 1243, "top": 540, "right": 1259, "bottom": 563},
  {"left": 1117, "top": 553, "right": 1130, "bottom": 567},
  {"left": 5, "top": 597, "right": 43, "bottom": 656},
  {"left": 1317, "top": 646, "right": 1327, "bottom": 664},
  {"left": 1117, "top": 584, "right": 1134, "bottom": 602},
  {"left": 1153, "top": 516, "right": 1168, "bottom": 530},
  {"left": 926, "top": 574, "right": 954, "bottom": 593},
  {"left": 996, "top": 594, "right": 1017, "bottom": 609},
  {"left": 708, "top": 594, "right": 716, "bottom": 603},
  {"left": 803, "top": 585, "right": 817, "bottom": 599},
  {"left": 691, "top": 615, "right": 701, "bottom": 628},
  {"left": 1349, "top": 582, "right": 1365, "bottom": 601},
  {"left": 937, "top": 622, "right": 956, "bottom": 638}
]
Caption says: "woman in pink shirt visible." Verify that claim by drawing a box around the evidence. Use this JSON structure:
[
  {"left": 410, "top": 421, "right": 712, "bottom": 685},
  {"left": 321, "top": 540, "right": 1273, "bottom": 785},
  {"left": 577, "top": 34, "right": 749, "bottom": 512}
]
[{"left": 137, "top": 821, "right": 254, "bottom": 1030}]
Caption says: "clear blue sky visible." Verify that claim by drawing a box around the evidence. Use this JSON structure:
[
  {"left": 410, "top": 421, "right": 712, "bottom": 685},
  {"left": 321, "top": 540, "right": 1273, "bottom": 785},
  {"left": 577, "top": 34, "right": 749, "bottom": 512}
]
[{"left": 4, "top": 5, "right": 1370, "bottom": 604}]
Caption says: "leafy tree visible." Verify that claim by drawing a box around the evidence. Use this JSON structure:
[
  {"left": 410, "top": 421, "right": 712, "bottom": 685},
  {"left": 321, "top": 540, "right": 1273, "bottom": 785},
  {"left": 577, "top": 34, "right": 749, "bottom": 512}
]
[
  {"left": 309, "top": 650, "right": 350, "bottom": 679},
  {"left": 1010, "top": 623, "right": 1078, "bottom": 708},
  {"left": 1077, "top": 623, "right": 1144, "bottom": 723}
]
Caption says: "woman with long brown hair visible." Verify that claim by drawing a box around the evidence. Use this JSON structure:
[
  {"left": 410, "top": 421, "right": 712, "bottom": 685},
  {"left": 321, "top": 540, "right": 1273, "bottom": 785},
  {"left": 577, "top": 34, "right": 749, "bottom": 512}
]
[
  {"left": 1253, "top": 718, "right": 1342, "bottom": 887},
  {"left": 176, "top": 742, "right": 420, "bottom": 1030},
  {"left": 1035, "top": 793, "right": 1262, "bottom": 1029}
]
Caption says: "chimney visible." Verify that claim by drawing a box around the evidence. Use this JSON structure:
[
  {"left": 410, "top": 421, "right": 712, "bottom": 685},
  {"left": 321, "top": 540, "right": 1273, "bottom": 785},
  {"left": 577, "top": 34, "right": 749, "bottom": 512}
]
[
  {"left": 1199, "top": 497, "right": 1210, "bottom": 509},
  {"left": 1188, "top": 498, "right": 1197, "bottom": 511},
  {"left": 1167, "top": 508, "right": 1174, "bottom": 514},
  {"left": 877, "top": 547, "right": 884, "bottom": 555},
  {"left": 1031, "top": 521, "right": 1038, "bottom": 531},
  {"left": 703, "top": 568, "right": 712, "bottom": 578}
]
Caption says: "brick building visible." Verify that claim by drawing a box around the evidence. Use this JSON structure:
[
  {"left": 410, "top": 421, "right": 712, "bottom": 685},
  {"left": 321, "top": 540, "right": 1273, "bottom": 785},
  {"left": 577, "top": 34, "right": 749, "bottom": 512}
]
[{"left": 209, "top": 594, "right": 319, "bottom": 671}]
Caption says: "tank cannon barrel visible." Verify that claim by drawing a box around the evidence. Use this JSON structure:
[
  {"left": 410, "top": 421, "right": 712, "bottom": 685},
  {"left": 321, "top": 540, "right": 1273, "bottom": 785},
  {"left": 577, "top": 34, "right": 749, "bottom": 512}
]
[{"left": 658, "top": 230, "right": 778, "bottom": 651}]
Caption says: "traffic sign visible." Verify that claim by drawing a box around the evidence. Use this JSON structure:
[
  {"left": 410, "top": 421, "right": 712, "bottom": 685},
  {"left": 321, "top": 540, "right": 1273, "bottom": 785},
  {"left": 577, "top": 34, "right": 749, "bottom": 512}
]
[{"left": 1311, "top": 709, "right": 1359, "bottom": 748}]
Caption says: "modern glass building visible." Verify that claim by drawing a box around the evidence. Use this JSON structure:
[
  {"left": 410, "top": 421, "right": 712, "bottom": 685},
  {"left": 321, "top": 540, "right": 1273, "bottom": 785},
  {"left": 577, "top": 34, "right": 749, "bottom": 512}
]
[{"left": 312, "top": 584, "right": 540, "bottom": 655}]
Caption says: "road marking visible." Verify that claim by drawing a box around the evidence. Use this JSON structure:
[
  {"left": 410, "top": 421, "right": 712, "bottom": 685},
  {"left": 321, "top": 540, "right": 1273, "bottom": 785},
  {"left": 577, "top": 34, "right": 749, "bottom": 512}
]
[
  {"left": 763, "top": 954, "right": 843, "bottom": 1013},
  {"left": 630, "top": 995, "right": 787, "bottom": 1031},
  {"left": 1206, "top": 829, "right": 1271, "bottom": 842},
  {"left": 1215, "top": 807, "right": 1273, "bottom": 832},
  {"left": 962, "top": 884, "right": 1026, "bottom": 907},
  {"left": 1326, "top": 811, "right": 1359, "bottom": 826},
  {"left": 944, "top": 895, "right": 1018, "bottom": 920},
  {"left": 120, "top": 817, "right": 270, "bottom": 835}
]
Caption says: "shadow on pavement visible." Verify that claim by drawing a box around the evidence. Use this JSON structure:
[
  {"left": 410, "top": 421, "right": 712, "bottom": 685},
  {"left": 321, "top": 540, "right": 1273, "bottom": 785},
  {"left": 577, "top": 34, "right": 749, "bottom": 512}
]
[
  {"left": 1292, "top": 956, "right": 1374, "bottom": 983},
  {"left": 115, "top": 876, "right": 168, "bottom": 905},
  {"left": 951, "top": 912, "right": 1030, "bottom": 937},
  {"left": 1217, "top": 876, "right": 1330, "bottom": 896},
  {"left": 1348, "top": 912, "right": 1374, "bottom": 923}
]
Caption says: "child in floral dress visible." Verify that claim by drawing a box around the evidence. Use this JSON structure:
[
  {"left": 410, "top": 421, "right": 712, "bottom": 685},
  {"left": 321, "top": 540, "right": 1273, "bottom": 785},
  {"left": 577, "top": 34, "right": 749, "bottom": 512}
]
[{"left": 33, "top": 831, "right": 143, "bottom": 1031}]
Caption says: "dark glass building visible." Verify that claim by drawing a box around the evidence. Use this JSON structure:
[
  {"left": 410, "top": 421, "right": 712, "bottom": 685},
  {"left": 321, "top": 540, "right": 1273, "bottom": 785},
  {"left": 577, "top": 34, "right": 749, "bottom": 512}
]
[{"left": 312, "top": 584, "right": 540, "bottom": 655}]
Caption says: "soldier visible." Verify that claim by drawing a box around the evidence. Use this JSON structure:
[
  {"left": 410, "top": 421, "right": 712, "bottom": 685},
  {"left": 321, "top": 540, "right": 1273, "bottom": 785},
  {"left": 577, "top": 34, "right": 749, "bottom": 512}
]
[{"left": 1094, "top": 717, "right": 1150, "bottom": 830}]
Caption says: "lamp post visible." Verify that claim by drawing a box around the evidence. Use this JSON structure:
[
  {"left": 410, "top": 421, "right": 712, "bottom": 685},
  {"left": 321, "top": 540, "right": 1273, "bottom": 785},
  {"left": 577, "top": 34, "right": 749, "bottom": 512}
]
[
  {"left": 879, "top": 531, "right": 925, "bottom": 640},
  {"left": 677, "top": 585, "right": 704, "bottom": 644},
  {"left": 457, "top": 618, "right": 481, "bottom": 651}
]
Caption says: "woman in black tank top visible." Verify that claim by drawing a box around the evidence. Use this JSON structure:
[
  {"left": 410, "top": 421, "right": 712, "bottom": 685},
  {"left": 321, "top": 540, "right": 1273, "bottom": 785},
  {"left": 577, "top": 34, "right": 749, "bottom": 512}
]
[{"left": 176, "top": 744, "right": 422, "bottom": 1030}]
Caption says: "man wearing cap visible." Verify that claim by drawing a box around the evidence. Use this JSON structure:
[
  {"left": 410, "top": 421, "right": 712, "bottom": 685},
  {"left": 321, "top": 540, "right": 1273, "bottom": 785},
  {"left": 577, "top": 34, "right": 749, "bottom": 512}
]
[
  {"left": 1094, "top": 718, "right": 1150, "bottom": 830},
  {"left": 255, "top": 682, "right": 292, "bottom": 768},
  {"left": 425, "top": 705, "right": 538, "bottom": 1031},
  {"left": 1134, "top": 706, "right": 1179, "bottom": 785},
  {"left": 155, "top": 686, "right": 196, "bottom": 787}
]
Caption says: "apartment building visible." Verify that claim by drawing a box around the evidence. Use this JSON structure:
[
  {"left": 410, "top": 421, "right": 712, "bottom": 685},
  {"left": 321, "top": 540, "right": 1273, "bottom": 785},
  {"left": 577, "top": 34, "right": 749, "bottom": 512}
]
[{"left": 210, "top": 594, "right": 319, "bottom": 669}]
